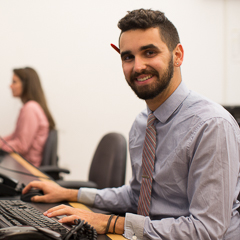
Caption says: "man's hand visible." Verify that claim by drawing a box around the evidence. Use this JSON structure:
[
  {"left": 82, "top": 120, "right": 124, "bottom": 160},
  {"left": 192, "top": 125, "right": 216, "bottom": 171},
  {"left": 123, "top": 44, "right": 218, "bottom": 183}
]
[
  {"left": 44, "top": 204, "right": 109, "bottom": 234},
  {"left": 22, "top": 181, "right": 79, "bottom": 203}
]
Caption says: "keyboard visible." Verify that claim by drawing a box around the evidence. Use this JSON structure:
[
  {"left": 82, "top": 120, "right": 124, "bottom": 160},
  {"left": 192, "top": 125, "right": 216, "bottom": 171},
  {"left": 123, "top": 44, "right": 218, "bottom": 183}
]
[{"left": 0, "top": 199, "right": 97, "bottom": 240}]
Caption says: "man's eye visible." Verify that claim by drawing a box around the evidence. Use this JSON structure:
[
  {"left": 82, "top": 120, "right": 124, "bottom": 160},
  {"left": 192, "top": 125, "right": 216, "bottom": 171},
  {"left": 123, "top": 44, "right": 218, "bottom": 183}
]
[
  {"left": 123, "top": 55, "right": 134, "bottom": 61},
  {"left": 146, "top": 50, "right": 156, "bottom": 56}
]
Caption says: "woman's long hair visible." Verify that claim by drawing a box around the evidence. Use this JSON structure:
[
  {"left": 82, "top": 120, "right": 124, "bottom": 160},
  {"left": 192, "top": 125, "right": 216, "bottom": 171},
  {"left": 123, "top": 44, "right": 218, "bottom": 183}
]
[{"left": 13, "top": 67, "right": 55, "bottom": 130}]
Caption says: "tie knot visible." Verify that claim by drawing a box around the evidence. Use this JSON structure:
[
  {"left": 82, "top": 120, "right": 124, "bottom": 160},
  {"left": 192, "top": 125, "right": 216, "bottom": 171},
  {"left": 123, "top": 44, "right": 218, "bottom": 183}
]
[{"left": 147, "top": 113, "right": 156, "bottom": 127}]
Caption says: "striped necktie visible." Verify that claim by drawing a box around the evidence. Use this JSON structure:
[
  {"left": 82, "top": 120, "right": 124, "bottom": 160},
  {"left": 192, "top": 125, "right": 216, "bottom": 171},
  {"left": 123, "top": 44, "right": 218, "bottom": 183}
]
[{"left": 137, "top": 113, "right": 157, "bottom": 216}]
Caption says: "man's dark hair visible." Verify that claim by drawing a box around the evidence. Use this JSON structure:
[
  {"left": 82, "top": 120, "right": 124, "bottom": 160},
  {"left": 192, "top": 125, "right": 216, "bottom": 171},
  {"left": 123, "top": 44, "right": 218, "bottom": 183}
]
[{"left": 118, "top": 9, "right": 180, "bottom": 51}]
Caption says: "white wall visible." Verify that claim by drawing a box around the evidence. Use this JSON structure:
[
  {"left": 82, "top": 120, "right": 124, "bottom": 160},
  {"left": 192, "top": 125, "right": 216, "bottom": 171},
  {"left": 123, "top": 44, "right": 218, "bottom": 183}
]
[{"left": 0, "top": 0, "right": 239, "bottom": 184}]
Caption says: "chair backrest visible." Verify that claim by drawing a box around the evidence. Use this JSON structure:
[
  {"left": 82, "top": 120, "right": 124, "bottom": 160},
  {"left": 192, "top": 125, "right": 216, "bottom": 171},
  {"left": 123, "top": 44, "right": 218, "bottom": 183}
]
[
  {"left": 88, "top": 132, "right": 127, "bottom": 189},
  {"left": 223, "top": 105, "right": 240, "bottom": 126},
  {"left": 41, "top": 129, "right": 58, "bottom": 167}
]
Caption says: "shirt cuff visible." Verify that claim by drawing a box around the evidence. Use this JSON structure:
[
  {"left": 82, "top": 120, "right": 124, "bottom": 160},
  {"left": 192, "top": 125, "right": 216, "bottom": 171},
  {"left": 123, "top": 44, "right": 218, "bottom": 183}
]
[
  {"left": 123, "top": 213, "right": 145, "bottom": 240},
  {"left": 77, "top": 188, "right": 98, "bottom": 207}
]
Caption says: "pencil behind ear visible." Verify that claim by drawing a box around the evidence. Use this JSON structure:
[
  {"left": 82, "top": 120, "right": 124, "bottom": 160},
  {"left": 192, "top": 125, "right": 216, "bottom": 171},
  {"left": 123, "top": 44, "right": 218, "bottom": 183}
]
[{"left": 110, "top": 43, "right": 120, "bottom": 54}]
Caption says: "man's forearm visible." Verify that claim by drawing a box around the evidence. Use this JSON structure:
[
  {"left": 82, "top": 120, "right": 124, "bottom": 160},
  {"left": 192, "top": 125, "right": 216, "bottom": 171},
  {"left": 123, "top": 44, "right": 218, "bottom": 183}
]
[
  {"left": 108, "top": 215, "right": 125, "bottom": 235},
  {"left": 65, "top": 189, "right": 79, "bottom": 202}
]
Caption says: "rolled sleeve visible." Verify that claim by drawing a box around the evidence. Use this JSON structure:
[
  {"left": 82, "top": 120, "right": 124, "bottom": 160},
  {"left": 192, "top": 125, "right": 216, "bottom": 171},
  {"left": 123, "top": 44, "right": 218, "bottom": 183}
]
[{"left": 77, "top": 188, "right": 97, "bottom": 207}]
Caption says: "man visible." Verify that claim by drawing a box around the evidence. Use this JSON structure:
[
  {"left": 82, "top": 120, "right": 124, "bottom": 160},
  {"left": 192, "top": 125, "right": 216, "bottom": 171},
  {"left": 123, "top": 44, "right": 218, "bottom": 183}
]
[{"left": 23, "top": 9, "right": 240, "bottom": 239}]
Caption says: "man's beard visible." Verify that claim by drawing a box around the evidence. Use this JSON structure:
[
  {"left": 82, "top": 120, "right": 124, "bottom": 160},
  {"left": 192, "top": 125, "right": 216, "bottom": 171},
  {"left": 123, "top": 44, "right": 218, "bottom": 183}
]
[{"left": 126, "top": 57, "right": 174, "bottom": 100}]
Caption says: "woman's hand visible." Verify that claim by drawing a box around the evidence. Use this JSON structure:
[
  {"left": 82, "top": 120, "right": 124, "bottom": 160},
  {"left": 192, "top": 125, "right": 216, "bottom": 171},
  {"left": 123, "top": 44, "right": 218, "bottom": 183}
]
[{"left": 22, "top": 181, "right": 79, "bottom": 203}]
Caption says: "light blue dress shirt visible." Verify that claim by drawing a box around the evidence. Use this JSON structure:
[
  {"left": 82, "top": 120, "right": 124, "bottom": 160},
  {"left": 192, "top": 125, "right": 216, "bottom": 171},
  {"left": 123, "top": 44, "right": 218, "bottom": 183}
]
[{"left": 78, "top": 82, "right": 240, "bottom": 240}]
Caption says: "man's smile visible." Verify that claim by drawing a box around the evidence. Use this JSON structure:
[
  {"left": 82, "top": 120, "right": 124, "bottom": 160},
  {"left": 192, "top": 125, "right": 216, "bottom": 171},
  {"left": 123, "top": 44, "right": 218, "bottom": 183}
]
[{"left": 136, "top": 74, "right": 154, "bottom": 82}]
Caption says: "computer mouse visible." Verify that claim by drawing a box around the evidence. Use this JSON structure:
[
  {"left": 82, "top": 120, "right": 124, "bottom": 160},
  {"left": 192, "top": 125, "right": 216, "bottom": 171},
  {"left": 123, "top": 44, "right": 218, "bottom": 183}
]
[
  {"left": 0, "top": 226, "right": 61, "bottom": 240},
  {"left": 20, "top": 189, "right": 44, "bottom": 202}
]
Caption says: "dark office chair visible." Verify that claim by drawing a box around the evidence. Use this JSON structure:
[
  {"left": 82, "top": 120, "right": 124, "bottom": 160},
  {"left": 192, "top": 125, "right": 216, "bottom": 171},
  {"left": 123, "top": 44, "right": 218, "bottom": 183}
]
[
  {"left": 39, "top": 129, "right": 70, "bottom": 180},
  {"left": 223, "top": 106, "right": 240, "bottom": 202},
  {"left": 56, "top": 132, "right": 127, "bottom": 189},
  {"left": 223, "top": 105, "right": 240, "bottom": 127}
]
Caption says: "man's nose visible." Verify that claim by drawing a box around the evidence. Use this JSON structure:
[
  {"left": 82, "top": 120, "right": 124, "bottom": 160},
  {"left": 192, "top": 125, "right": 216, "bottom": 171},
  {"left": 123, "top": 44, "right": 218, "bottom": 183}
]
[{"left": 133, "top": 57, "right": 147, "bottom": 72}]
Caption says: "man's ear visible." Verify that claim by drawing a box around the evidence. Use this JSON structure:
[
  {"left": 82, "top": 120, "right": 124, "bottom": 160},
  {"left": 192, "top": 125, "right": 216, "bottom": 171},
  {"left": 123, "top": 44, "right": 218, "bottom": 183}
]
[{"left": 173, "top": 44, "right": 184, "bottom": 67}]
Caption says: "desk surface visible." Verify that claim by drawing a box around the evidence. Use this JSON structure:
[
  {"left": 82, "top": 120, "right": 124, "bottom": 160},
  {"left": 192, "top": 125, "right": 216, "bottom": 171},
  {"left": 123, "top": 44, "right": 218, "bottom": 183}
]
[{"left": 0, "top": 153, "right": 125, "bottom": 240}]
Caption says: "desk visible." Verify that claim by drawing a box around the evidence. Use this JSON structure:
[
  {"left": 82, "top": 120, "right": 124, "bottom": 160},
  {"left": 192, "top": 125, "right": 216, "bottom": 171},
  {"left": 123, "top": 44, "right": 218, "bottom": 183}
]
[{"left": 0, "top": 153, "right": 125, "bottom": 240}]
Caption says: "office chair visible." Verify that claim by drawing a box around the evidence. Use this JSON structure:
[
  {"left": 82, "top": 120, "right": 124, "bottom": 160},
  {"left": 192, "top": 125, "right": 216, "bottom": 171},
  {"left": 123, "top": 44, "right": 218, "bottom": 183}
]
[
  {"left": 39, "top": 129, "right": 70, "bottom": 180},
  {"left": 223, "top": 106, "right": 240, "bottom": 202},
  {"left": 223, "top": 105, "right": 240, "bottom": 127},
  {"left": 56, "top": 132, "right": 127, "bottom": 189}
]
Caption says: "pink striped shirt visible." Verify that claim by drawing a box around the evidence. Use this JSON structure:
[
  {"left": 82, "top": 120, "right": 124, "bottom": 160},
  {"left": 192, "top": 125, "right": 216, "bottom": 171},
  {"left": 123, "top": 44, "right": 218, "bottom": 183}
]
[{"left": 0, "top": 101, "right": 49, "bottom": 167}]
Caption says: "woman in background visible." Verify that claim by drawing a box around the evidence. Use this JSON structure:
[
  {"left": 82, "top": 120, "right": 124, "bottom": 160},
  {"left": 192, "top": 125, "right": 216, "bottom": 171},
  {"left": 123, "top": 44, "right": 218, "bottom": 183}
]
[{"left": 0, "top": 67, "right": 55, "bottom": 167}]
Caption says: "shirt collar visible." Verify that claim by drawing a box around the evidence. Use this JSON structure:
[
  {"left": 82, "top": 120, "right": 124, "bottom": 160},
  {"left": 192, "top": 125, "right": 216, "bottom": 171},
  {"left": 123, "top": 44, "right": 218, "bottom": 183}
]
[{"left": 147, "top": 81, "right": 190, "bottom": 123}]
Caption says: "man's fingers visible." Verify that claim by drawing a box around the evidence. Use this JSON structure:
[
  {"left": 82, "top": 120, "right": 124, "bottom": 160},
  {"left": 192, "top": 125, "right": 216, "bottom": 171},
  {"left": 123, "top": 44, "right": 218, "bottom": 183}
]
[
  {"left": 31, "top": 195, "right": 48, "bottom": 203},
  {"left": 44, "top": 204, "right": 69, "bottom": 214},
  {"left": 59, "top": 215, "right": 80, "bottom": 224},
  {"left": 46, "top": 209, "right": 70, "bottom": 218},
  {"left": 45, "top": 206, "right": 75, "bottom": 218},
  {"left": 22, "top": 181, "right": 42, "bottom": 194}
]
